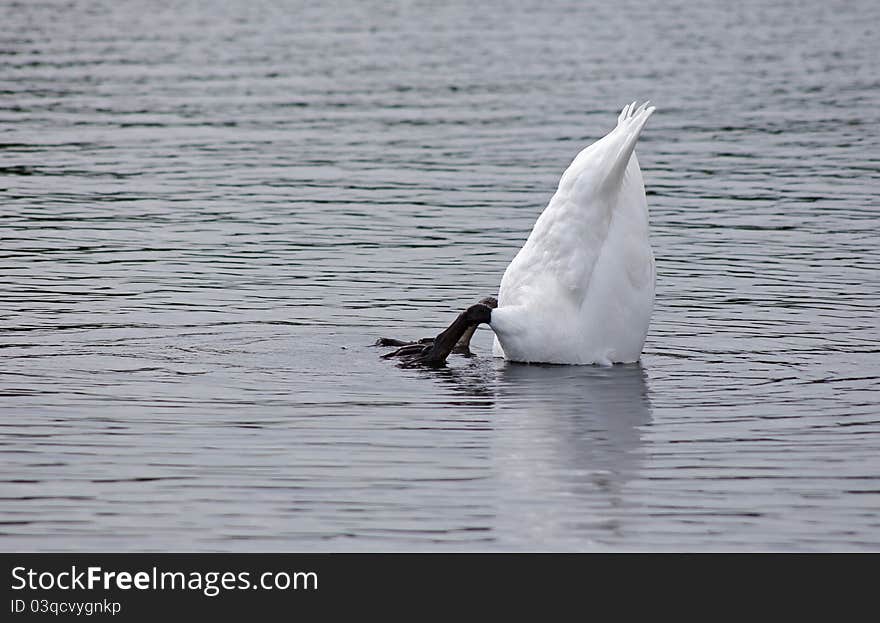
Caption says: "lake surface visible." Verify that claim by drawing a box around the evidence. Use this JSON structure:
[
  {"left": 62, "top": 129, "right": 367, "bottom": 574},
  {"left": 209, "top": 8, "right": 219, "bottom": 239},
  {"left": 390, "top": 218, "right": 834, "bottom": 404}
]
[{"left": 2, "top": 0, "right": 879, "bottom": 551}]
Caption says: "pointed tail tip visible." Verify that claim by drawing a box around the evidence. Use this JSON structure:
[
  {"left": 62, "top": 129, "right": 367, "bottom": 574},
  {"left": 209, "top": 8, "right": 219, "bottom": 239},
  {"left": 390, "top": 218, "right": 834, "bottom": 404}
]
[
  {"left": 602, "top": 101, "right": 657, "bottom": 190},
  {"left": 618, "top": 100, "right": 656, "bottom": 125}
]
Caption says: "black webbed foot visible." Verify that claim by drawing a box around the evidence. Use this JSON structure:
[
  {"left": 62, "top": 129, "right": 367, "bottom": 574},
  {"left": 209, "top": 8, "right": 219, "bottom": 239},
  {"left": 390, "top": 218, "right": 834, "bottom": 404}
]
[
  {"left": 397, "top": 346, "right": 448, "bottom": 368},
  {"left": 381, "top": 343, "right": 432, "bottom": 359},
  {"left": 373, "top": 337, "right": 433, "bottom": 348},
  {"left": 378, "top": 299, "right": 496, "bottom": 368}
]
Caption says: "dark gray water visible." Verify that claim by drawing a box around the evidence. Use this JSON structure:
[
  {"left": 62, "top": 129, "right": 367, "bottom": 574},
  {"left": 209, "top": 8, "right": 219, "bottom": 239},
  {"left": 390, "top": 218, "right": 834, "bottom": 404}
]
[{"left": 2, "top": 0, "right": 879, "bottom": 551}]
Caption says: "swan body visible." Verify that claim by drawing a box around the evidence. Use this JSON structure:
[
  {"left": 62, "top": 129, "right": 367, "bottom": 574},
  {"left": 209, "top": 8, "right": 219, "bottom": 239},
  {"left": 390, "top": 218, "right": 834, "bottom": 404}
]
[{"left": 490, "top": 102, "right": 656, "bottom": 365}]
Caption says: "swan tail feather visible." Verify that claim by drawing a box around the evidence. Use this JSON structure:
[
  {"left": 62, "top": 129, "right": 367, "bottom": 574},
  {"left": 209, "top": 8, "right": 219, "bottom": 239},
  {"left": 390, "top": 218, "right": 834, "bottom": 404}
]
[{"left": 603, "top": 101, "right": 655, "bottom": 190}]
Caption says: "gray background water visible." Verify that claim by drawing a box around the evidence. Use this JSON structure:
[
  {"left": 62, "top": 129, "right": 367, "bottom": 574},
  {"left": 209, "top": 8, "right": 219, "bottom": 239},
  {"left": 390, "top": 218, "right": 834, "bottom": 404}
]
[{"left": 2, "top": 0, "right": 879, "bottom": 551}]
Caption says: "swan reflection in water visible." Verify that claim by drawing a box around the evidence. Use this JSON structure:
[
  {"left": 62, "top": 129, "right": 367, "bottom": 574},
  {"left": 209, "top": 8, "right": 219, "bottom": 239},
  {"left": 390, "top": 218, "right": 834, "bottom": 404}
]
[
  {"left": 491, "top": 362, "right": 653, "bottom": 546},
  {"left": 423, "top": 357, "right": 653, "bottom": 547}
]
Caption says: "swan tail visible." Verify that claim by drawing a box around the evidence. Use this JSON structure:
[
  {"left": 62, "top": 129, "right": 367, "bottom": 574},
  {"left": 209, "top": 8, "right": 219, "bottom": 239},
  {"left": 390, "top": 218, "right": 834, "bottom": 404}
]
[{"left": 603, "top": 101, "right": 655, "bottom": 190}]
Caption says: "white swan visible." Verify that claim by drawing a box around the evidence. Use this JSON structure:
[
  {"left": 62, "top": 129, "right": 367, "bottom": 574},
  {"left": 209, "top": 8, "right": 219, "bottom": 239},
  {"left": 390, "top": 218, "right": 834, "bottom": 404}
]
[
  {"left": 490, "top": 101, "right": 656, "bottom": 365},
  {"left": 379, "top": 102, "right": 655, "bottom": 367}
]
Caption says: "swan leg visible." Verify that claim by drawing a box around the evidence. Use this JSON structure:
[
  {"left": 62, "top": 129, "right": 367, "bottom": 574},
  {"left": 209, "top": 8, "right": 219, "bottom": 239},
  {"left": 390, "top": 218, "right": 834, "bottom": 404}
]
[
  {"left": 378, "top": 299, "right": 496, "bottom": 367},
  {"left": 375, "top": 296, "right": 497, "bottom": 360}
]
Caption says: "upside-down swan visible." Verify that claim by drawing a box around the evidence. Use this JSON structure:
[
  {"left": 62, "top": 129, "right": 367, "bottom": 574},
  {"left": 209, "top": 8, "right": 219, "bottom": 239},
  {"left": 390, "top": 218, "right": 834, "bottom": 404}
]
[{"left": 379, "top": 101, "right": 656, "bottom": 367}]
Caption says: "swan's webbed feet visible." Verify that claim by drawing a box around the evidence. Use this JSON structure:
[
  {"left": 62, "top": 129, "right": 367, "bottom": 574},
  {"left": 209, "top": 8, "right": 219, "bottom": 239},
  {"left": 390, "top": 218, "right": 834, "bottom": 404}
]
[
  {"left": 374, "top": 337, "right": 474, "bottom": 357},
  {"left": 377, "top": 297, "right": 497, "bottom": 368},
  {"left": 380, "top": 342, "right": 432, "bottom": 359},
  {"left": 395, "top": 343, "right": 452, "bottom": 368},
  {"left": 373, "top": 337, "right": 433, "bottom": 348}
]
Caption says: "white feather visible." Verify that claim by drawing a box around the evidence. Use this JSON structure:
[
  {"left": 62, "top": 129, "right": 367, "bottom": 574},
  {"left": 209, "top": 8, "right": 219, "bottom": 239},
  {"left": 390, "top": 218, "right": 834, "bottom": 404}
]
[{"left": 490, "top": 103, "right": 656, "bottom": 365}]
